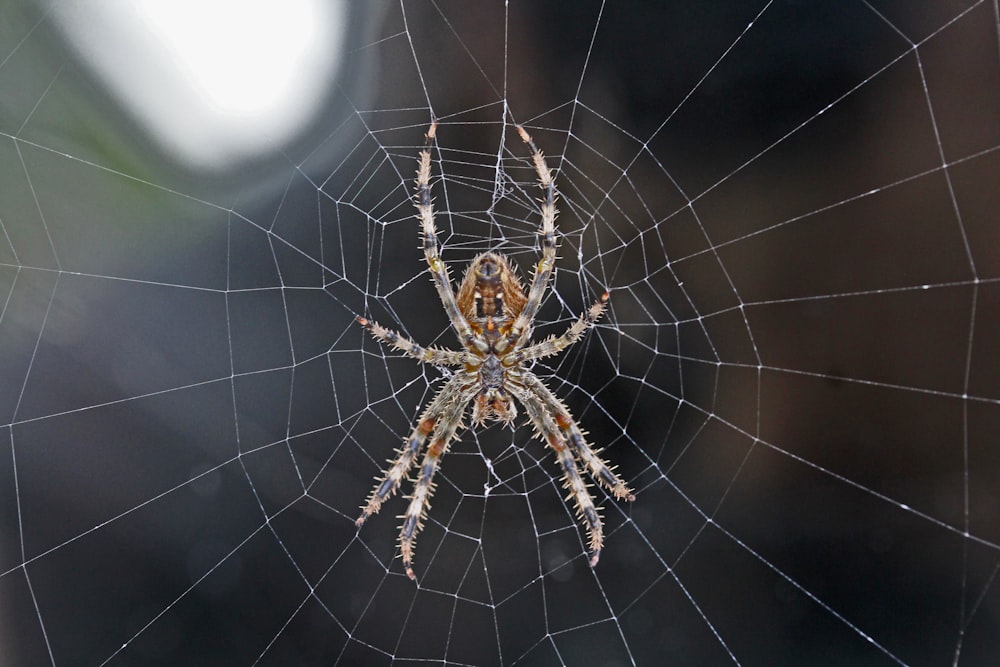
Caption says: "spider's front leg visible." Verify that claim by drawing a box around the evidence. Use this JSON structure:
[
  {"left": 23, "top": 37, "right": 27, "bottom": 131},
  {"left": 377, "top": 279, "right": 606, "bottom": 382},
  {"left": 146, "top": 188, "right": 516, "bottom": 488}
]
[
  {"left": 356, "top": 374, "right": 465, "bottom": 526},
  {"left": 398, "top": 383, "right": 473, "bottom": 580},
  {"left": 512, "top": 381, "right": 606, "bottom": 565},
  {"left": 511, "top": 373, "right": 634, "bottom": 567}
]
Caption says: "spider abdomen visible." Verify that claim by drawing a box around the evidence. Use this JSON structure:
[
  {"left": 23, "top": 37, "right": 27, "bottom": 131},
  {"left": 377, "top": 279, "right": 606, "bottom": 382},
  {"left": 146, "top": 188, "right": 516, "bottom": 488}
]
[{"left": 457, "top": 252, "right": 528, "bottom": 324}]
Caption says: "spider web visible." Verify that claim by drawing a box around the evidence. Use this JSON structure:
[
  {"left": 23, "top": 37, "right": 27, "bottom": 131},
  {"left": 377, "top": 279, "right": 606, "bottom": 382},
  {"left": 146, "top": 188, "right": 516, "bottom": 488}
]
[{"left": 2, "top": 1, "right": 1000, "bottom": 664}]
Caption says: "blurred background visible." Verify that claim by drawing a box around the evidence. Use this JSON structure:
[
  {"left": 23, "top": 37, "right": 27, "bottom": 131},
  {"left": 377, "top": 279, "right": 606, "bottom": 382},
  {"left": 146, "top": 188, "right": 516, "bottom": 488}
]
[{"left": 1, "top": 1, "right": 999, "bottom": 665}]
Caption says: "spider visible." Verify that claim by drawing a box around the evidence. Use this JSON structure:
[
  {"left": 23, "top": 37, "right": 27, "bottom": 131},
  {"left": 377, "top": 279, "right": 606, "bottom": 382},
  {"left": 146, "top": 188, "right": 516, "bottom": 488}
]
[{"left": 355, "top": 122, "right": 635, "bottom": 580}]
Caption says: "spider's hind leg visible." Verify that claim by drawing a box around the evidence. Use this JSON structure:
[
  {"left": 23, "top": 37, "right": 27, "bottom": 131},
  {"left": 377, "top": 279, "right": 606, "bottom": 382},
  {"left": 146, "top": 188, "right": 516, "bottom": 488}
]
[
  {"left": 414, "top": 123, "right": 477, "bottom": 348},
  {"left": 498, "top": 126, "right": 560, "bottom": 353}
]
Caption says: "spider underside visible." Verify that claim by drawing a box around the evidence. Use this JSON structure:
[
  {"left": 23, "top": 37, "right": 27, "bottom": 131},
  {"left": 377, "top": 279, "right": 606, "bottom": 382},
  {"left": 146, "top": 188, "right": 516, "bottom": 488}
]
[{"left": 356, "top": 123, "right": 635, "bottom": 580}]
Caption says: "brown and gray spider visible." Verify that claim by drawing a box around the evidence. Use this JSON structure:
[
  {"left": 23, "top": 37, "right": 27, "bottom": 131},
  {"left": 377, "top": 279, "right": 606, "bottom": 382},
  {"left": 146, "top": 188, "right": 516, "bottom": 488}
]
[{"left": 355, "top": 122, "right": 635, "bottom": 580}]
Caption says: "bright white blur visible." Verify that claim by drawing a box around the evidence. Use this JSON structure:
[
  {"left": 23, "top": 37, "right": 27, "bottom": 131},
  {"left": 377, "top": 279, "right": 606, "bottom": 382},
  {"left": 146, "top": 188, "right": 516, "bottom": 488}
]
[{"left": 49, "top": 0, "right": 346, "bottom": 170}]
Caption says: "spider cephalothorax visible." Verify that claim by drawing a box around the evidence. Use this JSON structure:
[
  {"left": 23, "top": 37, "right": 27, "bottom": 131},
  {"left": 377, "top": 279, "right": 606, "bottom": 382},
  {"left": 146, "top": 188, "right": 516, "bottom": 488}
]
[{"left": 355, "top": 123, "right": 635, "bottom": 580}]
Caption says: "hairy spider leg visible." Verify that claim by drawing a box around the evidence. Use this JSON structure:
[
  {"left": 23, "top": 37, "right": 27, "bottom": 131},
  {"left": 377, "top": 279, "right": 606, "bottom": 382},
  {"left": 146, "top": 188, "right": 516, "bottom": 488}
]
[
  {"left": 507, "top": 291, "right": 609, "bottom": 365},
  {"left": 510, "top": 380, "right": 605, "bottom": 566},
  {"left": 399, "top": 383, "right": 475, "bottom": 579},
  {"left": 520, "top": 372, "right": 635, "bottom": 503},
  {"left": 356, "top": 373, "right": 466, "bottom": 526},
  {"left": 416, "top": 122, "right": 484, "bottom": 354},
  {"left": 356, "top": 316, "right": 465, "bottom": 366},
  {"left": 498, "top": 126, "right": 559, "bottom": 354}
]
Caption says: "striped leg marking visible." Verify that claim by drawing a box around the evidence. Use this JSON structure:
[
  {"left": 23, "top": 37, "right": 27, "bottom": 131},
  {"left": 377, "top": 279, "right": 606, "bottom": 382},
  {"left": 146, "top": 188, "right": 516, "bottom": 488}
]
[
  {"left": 398, "top": 390, "right": 470, "bottom": 580},
  {"left": 522, "top": 372, "right": 635, "bottom": 503},
  {"left": 508, "top": 292, "right": 609, "bottom": 365},
  {"left": 498, "top": 126, "right": 560, "bottom": 353},
  {"left": 356, "top": 375, "right": 465, "bottom": 526},
  {"left": 512, "top": 382, "right": 606, "bottom": 566},
  {"left": 357, "top": 316, "right": 465, "bottom": 366},
  {"left": 415, "top": 122, "right": 479, "bottom": 351}
]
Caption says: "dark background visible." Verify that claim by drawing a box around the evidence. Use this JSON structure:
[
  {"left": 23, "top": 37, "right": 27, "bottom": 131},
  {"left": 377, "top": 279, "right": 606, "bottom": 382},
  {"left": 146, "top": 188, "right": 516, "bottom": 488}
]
[{"left": 1, "top": 1, "right": 999, "bottom": 665}]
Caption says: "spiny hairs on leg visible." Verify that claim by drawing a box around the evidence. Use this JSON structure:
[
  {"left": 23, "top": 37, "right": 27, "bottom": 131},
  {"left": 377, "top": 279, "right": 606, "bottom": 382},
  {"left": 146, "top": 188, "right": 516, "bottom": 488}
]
[
  {"left": 512, "top": 371, "right": 636, "bottom": 568},
  {"left": 556, "top": 411, "right": 635, "bottom": 503},
  {"left": 356, "top": 315, "right": 464, "bottom": 366},
  {"left": 397, "top": 391, "right": 469, "bottom": 580},
  {"left": 512, "top": 291, "right": 610, "bottom": 364},
  {"left": 355, "top": 416, "right": 435, "bottom": 527},
  {"left": 523, "top": 371, "right": 636, "bottom": 502},
  {"left": 355, "top": 420, "right": 431, "bottom": 527},
  {"left": 415, "top": 122, "right": 478, "bottom": 350},
  {"left": 511, "top": 382, "right": 610, "bottom": 566},
  {"left": 499, "top": 125, "right": 558, "bottom": 353},
  {"left": 355, "top": 374, "right": 464, "bottom": 527}
]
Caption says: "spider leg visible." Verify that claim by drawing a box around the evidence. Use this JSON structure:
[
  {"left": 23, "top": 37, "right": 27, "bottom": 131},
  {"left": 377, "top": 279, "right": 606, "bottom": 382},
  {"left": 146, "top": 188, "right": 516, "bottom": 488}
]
[
  {"left": 509, "top": 379, "right": 606, "bottom": 566},
  {"left": 399, "top": 382, "right": 474, "bottom": 580},
  {"left": 356, "top": 374, "right": 465, "bottom": 526},
  {"left": 416, "top": 123, "right": 483, "bottom": 353},
  {"left": 507, "top": 291, "right": 609, "bottom": 365},
  {"left": 357, "top": 315, "right": 465, "bottom": 366},
  {"left": 498, "top": 126, "right": 559, "bottom": 354},
  {"left": 521, "top": 371, "right": 635, "bottom": 503}
]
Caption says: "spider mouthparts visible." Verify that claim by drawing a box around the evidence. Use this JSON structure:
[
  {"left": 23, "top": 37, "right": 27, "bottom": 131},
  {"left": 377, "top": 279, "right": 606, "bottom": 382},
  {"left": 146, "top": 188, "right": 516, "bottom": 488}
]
[
  {"left": 355, "top": 514, "right": 367, "bottom": 528},
  {"left": 405, "top": 565, "right": 417, "bottom": 581},
  {"left": 516, "top": 125, "right": 531, "bottom": 143},
  {"left": 356, "top": 316, "right": 368, "bottom": 326},
  {"left": 589, "top": 551, "right": 601, "bottom": 568}
]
